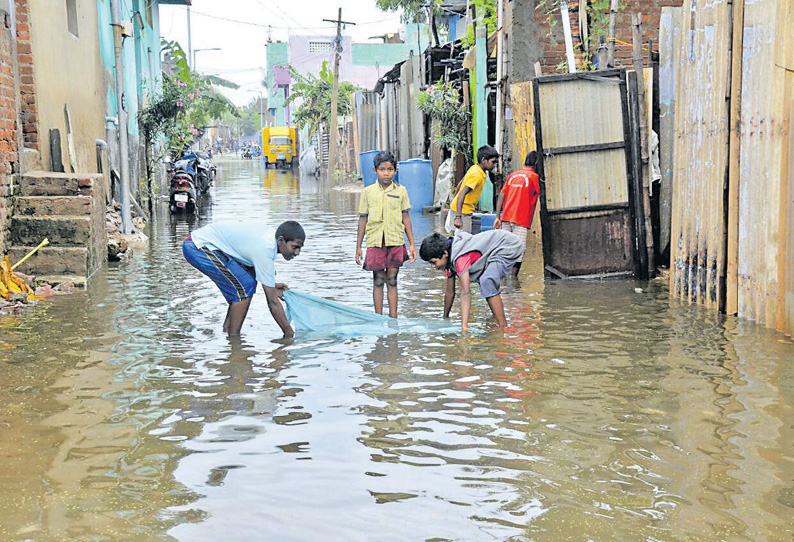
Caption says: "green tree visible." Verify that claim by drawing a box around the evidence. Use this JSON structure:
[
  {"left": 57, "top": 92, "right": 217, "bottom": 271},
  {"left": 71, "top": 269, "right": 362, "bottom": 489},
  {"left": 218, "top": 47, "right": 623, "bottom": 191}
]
[
  {"left": 284, "top": 61, "right": 357, "bottom": 139},
  {"left": 417, "top": 80, "right": 469, "bottom": 155},
  {"left": 375, "top": 0, "right": 429, "bottom": 22},
  {"left": 221, "top": 98, "right": 264, "bottom": 138},
  {"left": 138, "top": 40, "right": 240, "bottom": 199}
]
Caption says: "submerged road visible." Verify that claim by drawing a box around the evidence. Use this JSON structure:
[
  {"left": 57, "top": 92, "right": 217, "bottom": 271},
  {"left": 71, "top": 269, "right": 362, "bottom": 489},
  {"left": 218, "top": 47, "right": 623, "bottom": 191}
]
[{"left": 1, "top": 157, "right": 793, "bottom": 541}]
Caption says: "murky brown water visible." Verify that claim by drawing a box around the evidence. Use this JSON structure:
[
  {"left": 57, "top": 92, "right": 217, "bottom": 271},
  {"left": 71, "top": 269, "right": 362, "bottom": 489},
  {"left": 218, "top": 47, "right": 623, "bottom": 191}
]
[{"left": 1, "top": 158, "right": 793, "bottom": 541}]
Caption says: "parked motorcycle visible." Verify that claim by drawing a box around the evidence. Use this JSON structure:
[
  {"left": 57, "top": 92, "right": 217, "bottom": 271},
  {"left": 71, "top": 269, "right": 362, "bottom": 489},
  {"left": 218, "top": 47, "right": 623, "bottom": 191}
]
[
  {"left": 168, "top": 168, "right": 198, "bottom": 214},
  {"left": 177, "top": 151, "right": 212, "bottom": 195},
  {"left": 197, "top": 151, "right": 217, "bottom": 183}
]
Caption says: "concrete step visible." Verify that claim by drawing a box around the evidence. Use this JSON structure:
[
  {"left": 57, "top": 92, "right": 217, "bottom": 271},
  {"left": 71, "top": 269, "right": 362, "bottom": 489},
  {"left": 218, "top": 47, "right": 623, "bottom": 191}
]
[
  {"left": 10, "top": 215, "right": 91, "bottom": 246},
  {"left": 20, "top": 171, "right": 103, "bottom": 197},
  {"left": 34, "top": 275, "right": 87, "bottom": 289},
  {"left": 15, "top": 196, "right": 93, "bottom": 217},
  {"left": 7, "top": 246, "right": 89, "bottom": 276}
]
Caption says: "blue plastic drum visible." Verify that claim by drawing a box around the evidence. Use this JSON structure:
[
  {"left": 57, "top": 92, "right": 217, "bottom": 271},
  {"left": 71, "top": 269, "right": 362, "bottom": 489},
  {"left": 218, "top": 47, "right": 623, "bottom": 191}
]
[
  {"left": 480, "top": 212, "right": 497, "bottom": 231},
  {"left": 397, "top": 158, "right": 433, "bottom": 212}
]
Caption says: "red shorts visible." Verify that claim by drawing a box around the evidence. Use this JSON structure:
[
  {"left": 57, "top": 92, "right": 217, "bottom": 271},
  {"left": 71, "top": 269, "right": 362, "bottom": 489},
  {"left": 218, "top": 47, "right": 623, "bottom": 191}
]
[{"left": 364, "top": 245, "right": 408, "bottom": 271}]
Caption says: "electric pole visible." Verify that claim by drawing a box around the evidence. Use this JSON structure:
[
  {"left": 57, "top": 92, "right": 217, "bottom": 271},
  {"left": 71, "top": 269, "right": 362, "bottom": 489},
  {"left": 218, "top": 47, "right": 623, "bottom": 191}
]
[{"left": 322, "top": 9, "right": 355, "bottom": 178}]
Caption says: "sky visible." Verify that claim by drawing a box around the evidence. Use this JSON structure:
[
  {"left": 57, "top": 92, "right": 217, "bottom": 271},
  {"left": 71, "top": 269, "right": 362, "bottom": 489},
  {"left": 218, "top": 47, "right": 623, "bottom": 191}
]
[{"left": 159, "top": 0, "right": 405, "bottom": 106}]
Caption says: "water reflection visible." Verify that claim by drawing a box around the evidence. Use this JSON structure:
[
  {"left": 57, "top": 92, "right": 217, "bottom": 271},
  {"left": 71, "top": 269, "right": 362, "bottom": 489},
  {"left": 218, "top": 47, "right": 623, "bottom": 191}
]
[{"left": 0, "top": 157, "right": 792, "bottom": 541}]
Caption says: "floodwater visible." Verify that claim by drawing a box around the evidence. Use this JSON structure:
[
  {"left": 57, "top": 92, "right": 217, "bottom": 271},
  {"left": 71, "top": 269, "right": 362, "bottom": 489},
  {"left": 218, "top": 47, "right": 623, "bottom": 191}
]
[{"left": 1, "top": 158, "right": 793, "bottom": 542}]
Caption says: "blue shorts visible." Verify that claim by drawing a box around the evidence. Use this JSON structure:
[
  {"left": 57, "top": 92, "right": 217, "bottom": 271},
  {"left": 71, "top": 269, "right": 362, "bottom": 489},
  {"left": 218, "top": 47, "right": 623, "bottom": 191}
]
[
  {"left": 479, "top": 260, "right": 511, "bottom": 299},
  {"left": 183, "top": 239, "right": 257, "bottom": 303}
]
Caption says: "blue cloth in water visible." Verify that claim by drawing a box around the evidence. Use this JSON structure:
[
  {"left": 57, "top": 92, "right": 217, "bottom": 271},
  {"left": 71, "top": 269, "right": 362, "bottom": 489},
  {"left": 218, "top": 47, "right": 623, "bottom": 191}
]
[{"left": 283, "top": 290, "right": 462, "bottom": 335}]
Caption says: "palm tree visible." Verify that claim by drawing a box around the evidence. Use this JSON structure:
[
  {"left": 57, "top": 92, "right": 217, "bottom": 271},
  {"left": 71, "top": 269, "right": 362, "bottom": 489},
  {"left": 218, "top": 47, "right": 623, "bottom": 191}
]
[{"left": 284, "top": 61, "right": 357, "bottom": 139}]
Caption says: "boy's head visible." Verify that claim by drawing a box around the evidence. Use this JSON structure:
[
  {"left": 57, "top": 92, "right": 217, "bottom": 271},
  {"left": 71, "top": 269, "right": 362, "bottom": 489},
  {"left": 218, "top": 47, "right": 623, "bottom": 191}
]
[
  {"left": 525, "top": 151, "right": 538, "bottom": 169},
  {"left": 275, "top": 220, "right": 305, "bottom": 261},
  {"left": 477, "top": 145, "right": 499, "bottom": 171},
  {"left": 373, "top": 151, "right": 397, "bottom": 185},
  {"left": 420, "top": 233, "right": 453, "bottom": 270}
]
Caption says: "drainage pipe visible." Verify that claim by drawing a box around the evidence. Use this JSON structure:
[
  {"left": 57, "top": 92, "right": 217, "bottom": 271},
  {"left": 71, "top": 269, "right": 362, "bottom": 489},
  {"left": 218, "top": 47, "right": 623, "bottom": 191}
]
[{"left": 109, "top": 0, "right": 133, "bottom": 234}]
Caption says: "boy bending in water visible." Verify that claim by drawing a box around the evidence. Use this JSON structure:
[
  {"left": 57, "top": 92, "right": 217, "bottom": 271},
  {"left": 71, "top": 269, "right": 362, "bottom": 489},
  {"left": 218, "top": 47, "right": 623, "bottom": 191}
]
[
  {"left": 420, "top": 230, "right": 524, "bottom": 331},
  {"left": 356, "top": 151, "right": 416, "bottom": 318}
]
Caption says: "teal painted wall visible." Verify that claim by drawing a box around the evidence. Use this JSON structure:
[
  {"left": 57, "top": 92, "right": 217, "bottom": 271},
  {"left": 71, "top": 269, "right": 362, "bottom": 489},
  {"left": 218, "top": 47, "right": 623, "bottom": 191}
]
[
  {"left": 96, "top": 0, "right": 162, "bottom": 137},
  {"left": 352, "top": 24, "right": 432, "bottom": 67},
  {"left": 266, "top": 42, "right": 289, "bottom": 126}
]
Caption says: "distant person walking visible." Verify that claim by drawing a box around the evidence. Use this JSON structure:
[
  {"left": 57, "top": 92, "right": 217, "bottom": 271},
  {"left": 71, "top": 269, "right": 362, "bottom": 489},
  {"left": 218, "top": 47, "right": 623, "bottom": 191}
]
[
  {"left": 445, "top": 145, "right": 499, "bottom": 233},
  {"left": 494, "top": 151, "right": 541, "bottom": 277}
]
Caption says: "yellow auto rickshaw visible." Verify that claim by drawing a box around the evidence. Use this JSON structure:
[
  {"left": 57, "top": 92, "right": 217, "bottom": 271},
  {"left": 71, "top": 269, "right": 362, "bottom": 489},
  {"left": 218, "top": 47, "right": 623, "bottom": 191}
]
[{"left": 261, "top": 127, "right": 298, "bottom": 169}]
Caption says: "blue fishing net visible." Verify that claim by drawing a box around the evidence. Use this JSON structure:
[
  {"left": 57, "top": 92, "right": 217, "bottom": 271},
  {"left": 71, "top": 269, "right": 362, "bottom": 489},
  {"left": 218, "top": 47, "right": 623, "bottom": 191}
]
[{"left": 283, "top": 290, "right": 461, "bottom": 336}]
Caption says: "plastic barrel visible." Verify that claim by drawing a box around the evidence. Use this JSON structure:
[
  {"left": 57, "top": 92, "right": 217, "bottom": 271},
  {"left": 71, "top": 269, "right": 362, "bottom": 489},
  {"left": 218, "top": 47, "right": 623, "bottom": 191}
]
[
  {"left": 397, "top": 158, "right": 433, "bottom": 211},
  {"left": 471, "top": 213, "right": 482, "bottom": 235},
  {"left": 480, "top": 212, "right": 496, "bottom": 231},
  {"left": 359, "top": 150, "right": 380, "bottom": 186}
]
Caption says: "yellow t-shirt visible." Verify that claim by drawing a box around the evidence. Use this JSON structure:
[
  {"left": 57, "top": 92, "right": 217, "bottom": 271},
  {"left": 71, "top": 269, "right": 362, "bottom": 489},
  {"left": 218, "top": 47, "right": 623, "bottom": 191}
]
[
  {"left": 450, "top": 165, "right": 487, "bottom": 215},
  {"left": 358, "top": 181, "right": 411, "bottom": 247}
]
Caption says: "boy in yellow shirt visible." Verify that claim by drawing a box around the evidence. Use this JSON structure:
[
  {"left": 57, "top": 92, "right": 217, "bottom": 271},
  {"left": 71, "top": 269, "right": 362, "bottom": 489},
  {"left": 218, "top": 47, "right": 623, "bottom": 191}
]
[
  {"left": 356, "top": 151, "right": 417, "bottom": 318},
  {"left": 446, "top": 145, "right": 500, "bottom": 233}
]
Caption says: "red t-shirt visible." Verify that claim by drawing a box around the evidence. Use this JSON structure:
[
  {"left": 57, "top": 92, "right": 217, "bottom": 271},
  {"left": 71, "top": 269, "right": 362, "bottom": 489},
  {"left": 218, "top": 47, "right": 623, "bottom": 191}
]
[
  {"left": 446, "top": 252, "right": 482, "bottom": 278},
  {"left": 500, "top": 167, "right": 540, "bottom": 229}
]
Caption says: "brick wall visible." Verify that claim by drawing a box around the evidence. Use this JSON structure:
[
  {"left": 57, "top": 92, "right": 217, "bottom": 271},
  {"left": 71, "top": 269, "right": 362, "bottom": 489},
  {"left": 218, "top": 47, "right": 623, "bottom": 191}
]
[
  {"left": 15, "top": 0, "right": 36, "bottom": 151},
  {"left": 534, "top": 0, "right": 683, "bottom": 73},
  {"left": 0, "top": 5, "right": 18, "bottom": 254}
]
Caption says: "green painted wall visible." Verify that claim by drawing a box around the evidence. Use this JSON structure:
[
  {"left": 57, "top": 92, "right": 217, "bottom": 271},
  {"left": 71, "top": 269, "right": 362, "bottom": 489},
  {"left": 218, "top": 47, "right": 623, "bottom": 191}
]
[
  {"left": 266, "top": 42, "right": 289, "bottom": 126},
  {"left": 352, "top": 24, "right": 432, "bottom": 67}
]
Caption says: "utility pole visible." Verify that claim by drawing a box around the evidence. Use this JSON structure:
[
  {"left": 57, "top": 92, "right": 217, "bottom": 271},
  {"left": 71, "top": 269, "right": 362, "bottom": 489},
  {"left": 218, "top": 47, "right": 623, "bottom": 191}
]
[
  {"left": 322, "top": 9, "right": 355, "bottom": 178},
  {"left": 186, "top": 6, "right": 192, "bottom": 69},
  {"left": 110, "top": 0, "right": 132, "bottom": 234}
]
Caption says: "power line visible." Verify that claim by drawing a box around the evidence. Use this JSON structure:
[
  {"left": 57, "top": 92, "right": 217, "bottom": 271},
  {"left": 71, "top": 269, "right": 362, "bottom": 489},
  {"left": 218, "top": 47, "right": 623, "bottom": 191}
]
[{"left": 188, "top": 8, "right": 333, "bottom": 30}]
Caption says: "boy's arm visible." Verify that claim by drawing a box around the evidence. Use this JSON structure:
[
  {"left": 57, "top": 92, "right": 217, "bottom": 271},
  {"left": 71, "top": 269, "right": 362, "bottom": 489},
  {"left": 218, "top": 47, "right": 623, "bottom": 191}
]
[
  {"left": 454, "top": 186, "right": 472, "bottom": 229},
  {"left": 402, "top": 211, "right": 416, "bottom": 262},
  {"left": 458, "top": 271, "right": 472, "bottom": 332},
  {"left": 355, "top": 215, "right": 367, "bottom": 265},
  {"left": 494, "top": 193, "right": 505, "bottom": 229},
  {"left": 263, "top": 284, "right": 294, "bottom": 338},
  {"left": 443, "top": 275, "right": 456, "bottom": 318}
]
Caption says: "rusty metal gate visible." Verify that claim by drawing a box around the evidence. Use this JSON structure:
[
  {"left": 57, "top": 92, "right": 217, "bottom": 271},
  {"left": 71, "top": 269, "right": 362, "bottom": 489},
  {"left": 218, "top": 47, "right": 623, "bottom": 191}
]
[{"left": 533, "top": 69, "right": 644, "bottom": 277}]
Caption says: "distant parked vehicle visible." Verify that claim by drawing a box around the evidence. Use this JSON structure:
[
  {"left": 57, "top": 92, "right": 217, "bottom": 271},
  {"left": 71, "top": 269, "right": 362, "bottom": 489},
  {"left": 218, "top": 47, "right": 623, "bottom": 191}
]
[
  {"left": 178, "top": 151, "right": 212, "bottom": 194},
  {"left": 197, "top": 151, "right": 217, "bottom": 183},
  {"left": 167, "top": 161, "right": 198, "bottom": 214}
]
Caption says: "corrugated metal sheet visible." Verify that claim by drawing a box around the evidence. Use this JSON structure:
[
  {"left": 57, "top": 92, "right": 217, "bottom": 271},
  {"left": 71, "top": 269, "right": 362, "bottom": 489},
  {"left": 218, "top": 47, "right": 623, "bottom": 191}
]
[
  {"left": 659, "top": 8, "right": 682, "bottom": 259},
  {"left": 735, "top": 0, "right": 794, "bottom": 334},
  {"left": 544, "top": 149, "right": 628, "bottom": 210},
  {"left": 510, "top": 81, "right": 543, "bottom": 278},
  {"left": 670, "top": 0, "right": 731, "bottom": 308},
  {"left": 379, "top": 82, "right": 399, "bottom": 156},
  {"left": 537, "top": 78, "right": 628, "bottom": 210},
  {"left": 669, "top": 0, "right": 794, "bottom": 337},
  {"left": 356, "top": 91, "right": 380, "bottom": 152},
  {"left": 534, "top": 70, "right": 639, "bottom": 277}
]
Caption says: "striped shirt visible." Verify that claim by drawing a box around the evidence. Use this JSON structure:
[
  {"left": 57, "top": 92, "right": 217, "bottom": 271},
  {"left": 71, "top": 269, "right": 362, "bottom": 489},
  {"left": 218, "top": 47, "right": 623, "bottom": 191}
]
[{"left": 359, "top": 181, "right": 411, "bottom": 247}]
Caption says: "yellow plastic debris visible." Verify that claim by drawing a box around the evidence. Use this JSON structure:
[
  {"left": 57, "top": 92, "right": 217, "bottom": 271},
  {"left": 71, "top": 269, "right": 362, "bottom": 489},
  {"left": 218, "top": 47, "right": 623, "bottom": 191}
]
[{"left": 1, "top": 256, "right": 37, "bottom": 300}]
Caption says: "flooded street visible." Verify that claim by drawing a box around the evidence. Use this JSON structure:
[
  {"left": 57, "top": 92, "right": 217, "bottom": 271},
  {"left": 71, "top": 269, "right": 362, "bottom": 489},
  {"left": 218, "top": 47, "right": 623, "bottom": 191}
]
[{"left": 1, "top": 157, "right": 793, "bottom": 541}]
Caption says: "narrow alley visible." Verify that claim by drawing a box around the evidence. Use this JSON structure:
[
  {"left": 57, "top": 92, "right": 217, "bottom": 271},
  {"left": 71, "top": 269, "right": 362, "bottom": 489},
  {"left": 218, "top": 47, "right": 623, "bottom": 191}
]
[{"left": 1, "top": 158, "right": 792, "bottom": 540}]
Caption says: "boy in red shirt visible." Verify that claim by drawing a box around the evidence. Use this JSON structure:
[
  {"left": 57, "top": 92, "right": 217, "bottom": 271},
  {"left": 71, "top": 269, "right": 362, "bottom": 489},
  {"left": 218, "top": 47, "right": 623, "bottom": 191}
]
[{"left": 494, "top": 151, "right": 540, "bottom": 277}]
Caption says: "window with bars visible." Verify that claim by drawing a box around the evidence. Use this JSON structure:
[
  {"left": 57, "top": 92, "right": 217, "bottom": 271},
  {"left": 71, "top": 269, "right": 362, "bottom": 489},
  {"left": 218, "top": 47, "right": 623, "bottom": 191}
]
[{"left": 308, "top": 41, "right": 332, "bottom": 54}]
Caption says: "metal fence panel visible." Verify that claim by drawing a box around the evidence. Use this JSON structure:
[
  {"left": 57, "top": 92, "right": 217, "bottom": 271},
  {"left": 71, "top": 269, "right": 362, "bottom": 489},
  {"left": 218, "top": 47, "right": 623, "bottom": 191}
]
[
  {"left": 670, "top": 0, "right": 731, "bottom": 307},
  {"left": 736, "top": 0, "right": 794, "bottom": 333}
]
